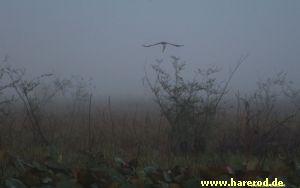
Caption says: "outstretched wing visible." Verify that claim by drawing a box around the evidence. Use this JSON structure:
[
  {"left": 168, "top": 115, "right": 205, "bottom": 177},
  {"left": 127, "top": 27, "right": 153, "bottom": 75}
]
[
  {"left": 142, "top": 42, "right": 162, "bottom": 47},
  {"left": 165, "top": 42, "right": 184, "bottom": 47}
]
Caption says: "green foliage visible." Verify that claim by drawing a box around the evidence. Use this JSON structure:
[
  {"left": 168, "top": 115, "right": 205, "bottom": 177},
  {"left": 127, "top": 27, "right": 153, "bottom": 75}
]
[
  {"left": 47, "top": 145, "right": 62, "bottom": 163},
  {"left": 5, "top": 178, "right": 27, "bottom": 188},
  {"left": 1, "top": 150, "right": 300, "bottom": 187}
]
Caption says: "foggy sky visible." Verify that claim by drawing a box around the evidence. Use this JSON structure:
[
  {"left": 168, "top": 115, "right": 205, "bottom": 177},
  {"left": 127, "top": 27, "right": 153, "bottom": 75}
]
[{"left": 0, "top": 0, "right": 299, "bottom": 98}]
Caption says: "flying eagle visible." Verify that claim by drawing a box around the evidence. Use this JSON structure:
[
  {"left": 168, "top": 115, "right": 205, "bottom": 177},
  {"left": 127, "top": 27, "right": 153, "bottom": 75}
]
[{"left": 143, "top": 42, "right": 184, "bottom": 53}]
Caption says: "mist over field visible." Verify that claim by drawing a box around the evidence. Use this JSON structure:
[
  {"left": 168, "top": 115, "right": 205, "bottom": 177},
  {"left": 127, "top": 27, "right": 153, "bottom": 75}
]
[
  {"left": 0, "top": 0, "right": 299, "bottom": 99},
  {"left": 0, "top": 1, "right": 300, "bottom": 187}
]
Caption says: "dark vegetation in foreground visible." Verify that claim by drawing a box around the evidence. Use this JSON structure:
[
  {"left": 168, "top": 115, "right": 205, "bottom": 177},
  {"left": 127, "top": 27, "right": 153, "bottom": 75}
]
[{"left": 0, "top": 56, "right": 299, "bottom": 187}]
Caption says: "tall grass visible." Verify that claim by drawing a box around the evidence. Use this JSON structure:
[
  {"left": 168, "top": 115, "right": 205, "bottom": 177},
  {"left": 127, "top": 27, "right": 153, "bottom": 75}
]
[{"left": 0, "top": 56, "right": 299, "bottom": 170}]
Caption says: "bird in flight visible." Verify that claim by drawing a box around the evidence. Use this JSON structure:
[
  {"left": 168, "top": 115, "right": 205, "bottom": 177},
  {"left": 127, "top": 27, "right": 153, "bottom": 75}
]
[{"left": 143, "top": 41, "right": 184, "bottom": 53}]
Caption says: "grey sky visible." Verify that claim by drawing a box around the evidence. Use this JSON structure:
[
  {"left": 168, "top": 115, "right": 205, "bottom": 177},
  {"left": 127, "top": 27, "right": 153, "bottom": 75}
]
[{"left": 0, "top": 0, "right": 299, "bottom": 98}]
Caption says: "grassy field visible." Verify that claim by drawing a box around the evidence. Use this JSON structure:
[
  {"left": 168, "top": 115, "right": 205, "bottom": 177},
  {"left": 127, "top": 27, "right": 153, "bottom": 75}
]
[
  {"left": 0, "top": 97, "right": 299, "bottom": 187},
  {"left": 0, "top": 60, "right": 299, "bottom": 187}
]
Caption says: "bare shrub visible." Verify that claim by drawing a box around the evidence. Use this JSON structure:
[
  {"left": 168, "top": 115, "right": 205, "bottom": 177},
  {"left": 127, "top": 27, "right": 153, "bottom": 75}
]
[
  {"left": 0, "top": 59, "right": 71, "bottom": 146},
  {"left": 219, "top": 72, "right": 300, "bottom": 164},
  {"left": 144, "top": 56, "right": 246, "bottom": 154}
]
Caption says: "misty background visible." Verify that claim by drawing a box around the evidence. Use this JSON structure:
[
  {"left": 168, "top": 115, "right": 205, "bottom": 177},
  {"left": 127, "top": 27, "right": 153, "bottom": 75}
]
[{"left": 0, "top": 0, "right": 299, "bottom": 99}]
